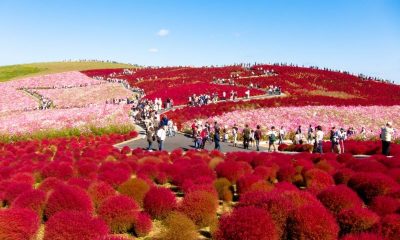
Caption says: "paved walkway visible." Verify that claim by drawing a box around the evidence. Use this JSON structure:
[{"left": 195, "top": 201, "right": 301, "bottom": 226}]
[{"left": 115, "top": 125, "right": 272, "bottom": 153}]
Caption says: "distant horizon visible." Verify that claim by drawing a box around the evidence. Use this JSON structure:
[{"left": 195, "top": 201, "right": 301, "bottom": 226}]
[
  {"left": 3, "top": 59, "right": 396, "bottom": 83},
  {"left": 1, "top": 0, "right": 399, "bottom": 82}
]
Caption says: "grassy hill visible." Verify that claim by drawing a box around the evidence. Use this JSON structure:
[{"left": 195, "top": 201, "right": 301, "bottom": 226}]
[{"left": 0, "top": 61, "right": 137, "bottom": 82}]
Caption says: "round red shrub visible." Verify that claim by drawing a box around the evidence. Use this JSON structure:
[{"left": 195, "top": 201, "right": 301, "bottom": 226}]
[
  {"left": 287, "top": 204, "right": 339, "bottom": 240},
  {"left": 41, "top": 162, "right": 73, "bottom": 180},
  {"left": 238, "top": 191, "right": 293, "bottom": 238},
  {"left": 333, "top": 168, "right": 355, "bottom": 184},
  {"left": 118, "top": 178, "right": 150, "bottom": 206},
  {"left": 45, "top": 183, "right": 94, "bottom": 219},
  {"left": 98, "top": 162, "right": 132, "bottom": 187},
  {"left": 3, "top": 182, "right": 32, "bottom": 204},
  {"left": 341, "top": 233, "right": 384, "bottom": 240},
  {"left": 370, "top": 196, "right": 400, "bottom": 216},
  {"left": 348, "top": 173, "right": 399, "bottom": 203},
  {"left": 337, "top": 207, "right": 380, "bottom": 236},
  {"left": 38, "top": 177, "right": 64, "bottom": 193},
  {"left": 44, "top": 211, "right": 109, "bottom": 240},
  {"left": 179, "top": 190, "right": 218, "bottom": 228},
  {"left": 0, "top": 208, "right": 40, "bottom": 240},
  {"left": 236, "top": 174, "right": 264, "bottom": 194},
  {"left": 317, "top": 185, "right": 363, "bottom": 215},
  {"left": 215, "top": 160, "right": 252, "bottom": 183},
  {"left": 214, "top": 206, "right": 278, "bottom": 240},
  {"left": 304, "top": 168, "right": 335, "bottom": 195},
  {"left": 87, "top": 181, "right": 116, "bottom": 208},
  {"left": 98, "top": 195, "right": 139, "bottom": 233},
  {"left": 12, "top": 189, "right": 46, "bottom": 216},
  {"left": 143, "top": 187, "right": 177, "bottom": 219},
  {"left": 379, "top": 214, "right": 400, "bottom": 240},
  {"left": 134, "top": 212, "right": 152, "bottom": 237}
]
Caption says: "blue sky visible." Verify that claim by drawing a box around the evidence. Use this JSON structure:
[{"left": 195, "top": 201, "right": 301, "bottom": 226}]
[{"left": 0, "top": 0, "right": 399, "bottom": 81}]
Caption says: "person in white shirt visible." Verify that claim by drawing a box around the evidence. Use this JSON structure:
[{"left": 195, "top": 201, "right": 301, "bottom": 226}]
[
  {"left": 156, "top": 126, "right": 167, "bottom": 151},
  {"left": 267, "top": 126, "right": 277, "bottom": 152},
  {"left": 278, "top": 126, "right": 285, "bottom": 144},
  {"left": 381, "top": 122, "right": 394, "bottom": 156},
  {"left": 338, "top": 128, "right": 347, "bottom": 154},
  {"left": 315, "top": 126, "right": 324, "bottom": 153}
]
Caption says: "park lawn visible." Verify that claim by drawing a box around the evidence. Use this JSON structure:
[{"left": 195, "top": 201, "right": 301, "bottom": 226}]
[{"left": 0, "top": 61, "right": 137, "bottom": 82}]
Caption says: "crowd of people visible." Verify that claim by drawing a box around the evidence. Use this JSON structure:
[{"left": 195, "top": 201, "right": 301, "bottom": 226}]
[
  {"left": 187, "top": 121, "right": 396, "bottom": 155},
  {"left": 130, "top": 99, "right": 177, "bottom": 151}
]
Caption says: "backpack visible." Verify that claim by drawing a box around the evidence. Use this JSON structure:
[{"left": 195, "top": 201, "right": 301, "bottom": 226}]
[
  {"left": 243, "top": 128, "right": 251, "bottom": 139},
  {"left": 269, "top": 132, "right": 276, "bottom": 142}
]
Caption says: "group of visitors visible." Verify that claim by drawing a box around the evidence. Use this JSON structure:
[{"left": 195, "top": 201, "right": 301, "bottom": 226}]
[{"left": 267, "top": 85, "right": 282, "bottom": 95}]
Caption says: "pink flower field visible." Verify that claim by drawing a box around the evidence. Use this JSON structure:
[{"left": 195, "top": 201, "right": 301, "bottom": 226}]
[
  {"left": 36, "top": 83, "right": 134, "bottom": 108},
  {"left": 0, "top": 104, "right": 131, "bottom": 135},
  {"left": 0, "top": 71, "right": 135, "bottom": 136},
  {"left": 183, "top": 105, "right": 400, "bottom": 139}
]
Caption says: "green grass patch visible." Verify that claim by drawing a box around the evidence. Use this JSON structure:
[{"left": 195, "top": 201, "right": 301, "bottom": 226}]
[
  {"left": 0, "top": 123, "right": 135, "bottom": 143},
  {"left": 0, "top": 61, "right": 138, "bottom": 82}
]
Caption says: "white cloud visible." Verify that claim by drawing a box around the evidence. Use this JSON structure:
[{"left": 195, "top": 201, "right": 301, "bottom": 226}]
[
  {"left": 148, "top": 48, "right": 159, "bottom": 53},
  {"left": 157, "top": 29, "right": 169, "bottom": 37}
]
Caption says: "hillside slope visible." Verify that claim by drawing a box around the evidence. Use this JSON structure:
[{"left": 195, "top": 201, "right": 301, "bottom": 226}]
[{"left": 0, "top": 61, "right": 137, "bottom": 82}]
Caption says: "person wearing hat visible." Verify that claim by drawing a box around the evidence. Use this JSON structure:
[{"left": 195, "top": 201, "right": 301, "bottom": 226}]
[{"left": 380, "top": 122, "right": 394, "bottom": 156}]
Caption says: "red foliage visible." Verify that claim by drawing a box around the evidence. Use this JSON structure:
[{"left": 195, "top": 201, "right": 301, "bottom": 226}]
[
  {"left": 44, "top": 211, "right": 109, "bottom": 240},
  {"left": 98, "top": 162, "right": 132, "bottom": 188},
  {"left": 45, "top": 183, "right": 94, "bottom": 219},
  {"left": 333, "top": 168, "right": 355, "bottom": 185},
  {"left": 214, "top": 206, "right": 278, "bottom": 240},
  {"left": 304, "top": 168, "right": 335, "bottom": 195},
  {"left": 317, "top": 185, "right": 363, "bottom": 215},
  {"left": 369, "top": 196, "right": 400, "bottom": 216},
  {"left": 337, "top": 207, "right": 380, "bottom": 236},
  {"left": 143, "top": 187, "right": 177, "bottom": 219},
  {"left": 134, "top": 212, "right": 152, "bottom": 237},
  {"left": 87, "top": 181, "right": 116, "bottom": 208},
  {"left": 179, "top": 190, "right": 219, "bottom": 227},
  {"left": 3, "top": 182, "right": 32, "bottom": 204},
  {"left": 41, "top": 161, "right": 73, "bottom": 180},
  {"left": 236, "top": 174, "right": 265, "bottom": 194},
  {"left": 287, "top": 204, "right": 339, "bottom": 240},
  {"left": 97, "top": 195, "right": 139, "bottom": 233},
  {"left": 215, "top": 160, "right": 252, "bottom": 183},
  {"left": 11, "top": 189, "right": 47, "bottom": 217},
  {"left": 378, "top": 214, "right": 400, "bottom": 240},
  {"left": 341, "top": 233, "right": 384, "bottom": 240},
  {"left": 0, "top": 208, "right": 40, "bottom": 240}
]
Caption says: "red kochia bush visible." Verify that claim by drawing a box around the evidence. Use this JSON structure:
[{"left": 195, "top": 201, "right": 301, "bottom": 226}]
[
  {"left": 98, "top": 162, "right": 132, "bottom": 187},
  {"left": 214, "top": 206, "right": 278, "bottom": 240},
  {"left": 98, "top": 195, "right": 139, "bottom": 233},
  {"left": 317, "top": 185, "right": 363, "bottom": 215},
  {"left": 143, "top": 187, "right": 177, "bottom": 219},
  {"left": 215, "top": 160, "right": 252, "bottom": 183},
  {"left": 41, "top": 161, "right": 73, "bottom": 180},
  {"left": 45, "top": 184, "right": 94, "bottom": 219},
  {"left": 287, "top": 204, "right": 339, "bottom": 240},
  {"left": 44, "top": 211, "right": 109, "bottom": 240},
  {"left": 337, "top": 207, "right": 380, "bottom": 235},
  {"left": 304, "top": 168, "right": 335, "bottom": 195},
  {"left": 11, "top": 189, "right": 47, "bottom": 217},
  {"left": 379, "top": 214, "right": 400, "bottom": 240},
  {"left": 87, "top": 181, "right": 116, "bottom": 208},
  {"left": 238, "top": 191, "right": 293, "bottom": 239},
  {"left": 179, "top": 190, "right": 219, "bottom": 228},
  {"left": 134, "top": 212, "right": 152, "bottom": 237},
  {"left": 3, "top": 182, "right": 32, "bottom": 204},
  {"left": 369, "top": 196, "right": 400, "bottom": 216},
  {"left": 348, "top": 173, "right": 399, "bottom": 203},
  {"left": 341, "top": 233, "right": 384, "bottom": 240},
  {"left": 0, "top": 208, "right": 40, "bottom": 240}
]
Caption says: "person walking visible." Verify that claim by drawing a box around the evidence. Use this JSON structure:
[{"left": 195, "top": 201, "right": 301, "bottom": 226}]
[
  {"left": 381, "top": 122, "right": 394, "bottom": 156},
  {"left": 242, "top": 124, "right": 251, "bottom": 149},
  {"left": 254, "top": 125, "right": 262, "bottom": 151},
  {"left": 315, "top": 126, "right": 324, "bottom": 153},
  {"left": 156, "top": 125, "right": 167, "bottom": 151},
  {"left": 267, "top": 126, "right": 277, "bottom": 152},
  {"left": 307, "top": 124, "right": 314, "bottom": 144},
  {"left": 278, "top": 126, "right": 285, "bottom": 144},
  {"left": 146, "top": 126, "right": 155, "bottom": 151},
  {"left": 232, "top": 124, "right": 238, "bottom": 147},
  {"left": 338, "top": 128, "right": 347, "bottom": 154},
  {"left": 214, "top": 122, "right": 221, "bottom": 150},
  {"left": 200, "top": 127, "right": 209, "bottom": 149},
  {"left": 330, "top": 127, "right": 340, "bottom": 153}
]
